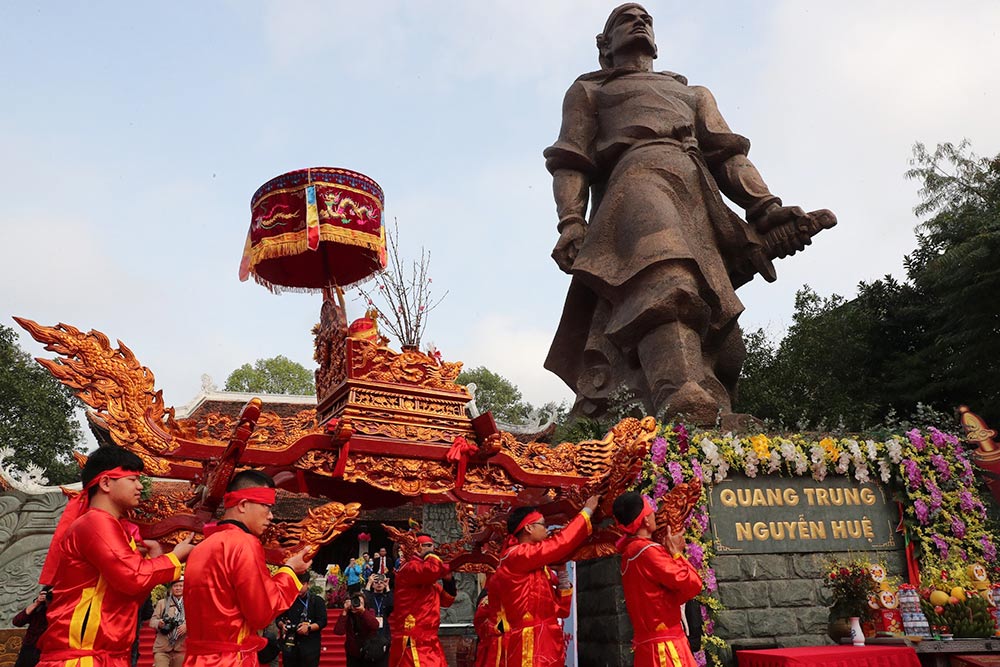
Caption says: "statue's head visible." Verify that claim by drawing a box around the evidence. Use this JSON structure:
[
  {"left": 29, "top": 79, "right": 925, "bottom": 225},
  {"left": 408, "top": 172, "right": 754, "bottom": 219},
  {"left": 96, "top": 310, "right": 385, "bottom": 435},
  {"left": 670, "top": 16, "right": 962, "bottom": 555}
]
[{"left": 596, "top": 3, "right": 657, "bottom": 69}]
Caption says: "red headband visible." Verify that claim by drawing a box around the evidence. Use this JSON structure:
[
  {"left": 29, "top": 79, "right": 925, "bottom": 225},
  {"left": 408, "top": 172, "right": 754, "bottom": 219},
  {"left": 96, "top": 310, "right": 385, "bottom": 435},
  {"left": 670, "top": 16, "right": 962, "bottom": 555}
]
[
  {"left": 619, "top": 497, "right": 656, "bottom": 535},
  {"left": 513, "top": 511, "right": 544, "bottom": 535},
  {"left": 39, "top": 467, "right": 138, "bottom": 585},
  {"left": 417, "top": 537, "right": 435, "bottom": 547},
  {"left": 502, "top": 510, "right": 544, "bottom": 551},
  {"left": 223, "top": 486, "right": 276, "bottom": 508}
]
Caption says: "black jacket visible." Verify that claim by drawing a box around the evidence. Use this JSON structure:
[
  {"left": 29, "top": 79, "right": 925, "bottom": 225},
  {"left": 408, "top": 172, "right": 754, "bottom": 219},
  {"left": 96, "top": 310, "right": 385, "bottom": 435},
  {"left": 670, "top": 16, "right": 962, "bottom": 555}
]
[{"left": 278, "top": 593, "right": 328, "bottom": 658}]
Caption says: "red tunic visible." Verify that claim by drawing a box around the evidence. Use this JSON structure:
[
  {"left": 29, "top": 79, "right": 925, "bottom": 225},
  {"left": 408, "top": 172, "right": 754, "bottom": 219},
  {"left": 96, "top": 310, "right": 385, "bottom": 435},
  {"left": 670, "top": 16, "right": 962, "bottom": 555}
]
[
  {"left": 181, "top": 523, "right": 301, "bottom": 667},
  {"left": 491, "top": 511, "right": 592, "bottom": 667},
  {"left": 37, "top": 509, "right": 182, "bottom": 667},
  {"left": 473, "top": 590, "right": 503, "bottom": 667},
  {"left": 388, "top": 553, "right": 454, "bottom": 667},
  {"left": 618, "top": 537, "right": 703, "bottom": 667}
]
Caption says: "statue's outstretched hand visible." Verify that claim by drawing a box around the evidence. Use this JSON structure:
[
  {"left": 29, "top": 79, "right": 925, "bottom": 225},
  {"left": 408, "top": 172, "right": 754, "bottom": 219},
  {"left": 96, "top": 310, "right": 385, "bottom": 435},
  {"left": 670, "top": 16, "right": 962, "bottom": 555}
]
[
  {"left": 756, "top": 206, "right": 837, "bottom": 259},
  {"left": 552, "top": 222, "right": 586, "bottom": 274}
]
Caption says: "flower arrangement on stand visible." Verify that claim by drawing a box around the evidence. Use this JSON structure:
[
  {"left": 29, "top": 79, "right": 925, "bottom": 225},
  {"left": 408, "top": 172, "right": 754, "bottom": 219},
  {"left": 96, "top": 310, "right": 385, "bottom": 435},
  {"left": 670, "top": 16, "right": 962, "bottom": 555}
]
[{"left": 823, "top": 557, "right": 880, "bottom": 620}]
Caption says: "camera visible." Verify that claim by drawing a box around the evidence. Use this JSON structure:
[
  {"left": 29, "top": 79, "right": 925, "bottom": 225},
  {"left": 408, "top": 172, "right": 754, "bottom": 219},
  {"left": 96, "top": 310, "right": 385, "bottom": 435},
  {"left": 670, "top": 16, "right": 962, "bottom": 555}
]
[
  {"left": 350, "top": 595, "right": 363, "bottom": 609},
  {"left": 158, "top": 616, "right": 181, "bottom": 635},
  {"left": 44, "top": 590, "right": 53, "bottom": 603},
  {"left": 281, "top": 626, "right": 297, "bottom": 650}
]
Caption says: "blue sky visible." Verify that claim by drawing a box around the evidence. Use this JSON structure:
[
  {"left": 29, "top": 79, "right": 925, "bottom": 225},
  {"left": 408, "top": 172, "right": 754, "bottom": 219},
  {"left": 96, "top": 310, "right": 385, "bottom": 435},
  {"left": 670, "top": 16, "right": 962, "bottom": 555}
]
[{"left": 3, "top": 1, "right": 1000, "bottom": 438}]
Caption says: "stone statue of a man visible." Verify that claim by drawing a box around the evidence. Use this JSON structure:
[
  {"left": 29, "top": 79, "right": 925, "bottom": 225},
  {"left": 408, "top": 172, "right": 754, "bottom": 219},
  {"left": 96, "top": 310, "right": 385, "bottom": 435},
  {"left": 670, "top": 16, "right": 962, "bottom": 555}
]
[{"left": 544, "top": 3, "right": 835, "bottom": 424}]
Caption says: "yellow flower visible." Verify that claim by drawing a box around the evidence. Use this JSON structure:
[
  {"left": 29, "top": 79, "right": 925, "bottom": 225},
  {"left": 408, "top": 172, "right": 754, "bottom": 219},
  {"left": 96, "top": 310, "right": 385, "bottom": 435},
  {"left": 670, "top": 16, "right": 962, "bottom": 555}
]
[
  {"left": 750, "top": 434, "right": 771, "bottom": 459},
  {"left": 820, "top": 437, "right": 840, "bottom": 461}
]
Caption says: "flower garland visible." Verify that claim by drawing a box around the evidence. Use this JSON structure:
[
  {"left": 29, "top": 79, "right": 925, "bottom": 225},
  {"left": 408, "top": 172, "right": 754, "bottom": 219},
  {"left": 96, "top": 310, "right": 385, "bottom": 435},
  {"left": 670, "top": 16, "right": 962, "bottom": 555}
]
[{"left": 635, "top": 422, "right": 999, "bottom": 667}]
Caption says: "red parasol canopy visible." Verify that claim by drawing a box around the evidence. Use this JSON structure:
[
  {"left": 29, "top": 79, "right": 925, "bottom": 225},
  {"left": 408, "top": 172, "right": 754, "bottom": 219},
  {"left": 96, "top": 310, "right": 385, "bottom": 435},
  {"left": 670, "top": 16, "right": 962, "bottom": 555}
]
[{"left": 240, "top": 167, "right": 386, "bottom": 291}]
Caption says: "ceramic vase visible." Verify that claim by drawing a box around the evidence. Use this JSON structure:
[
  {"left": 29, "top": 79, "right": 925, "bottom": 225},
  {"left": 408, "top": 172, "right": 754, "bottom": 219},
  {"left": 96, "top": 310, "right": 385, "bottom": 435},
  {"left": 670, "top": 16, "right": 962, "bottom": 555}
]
[{"left": 849, "top": 616, "right": 865, "bottom": 646}]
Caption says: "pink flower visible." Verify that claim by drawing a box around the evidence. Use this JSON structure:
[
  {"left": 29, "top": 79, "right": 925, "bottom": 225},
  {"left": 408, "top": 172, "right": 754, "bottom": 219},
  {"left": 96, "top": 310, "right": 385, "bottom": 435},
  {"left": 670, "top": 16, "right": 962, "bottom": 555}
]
[
  {"left": 676, "top": 423, "right": 690, "bottom": 454},
  {"left": 668, "top": 461, "right": 684, "bottom": 486},
  {"left": 907, "top": 428, "right": 926, "bottom": 451},
  {"left": 981, "top": 537, "right": 997, "bottom": 562},
  {"left": 913, "top": 499, "right": 930, "bottom": 525},
  {"left": 685, "top": 542, "right": 704, "bottom": 570},
  {"left": 650, "top": 437, "right": 667, "bottom": 465}
]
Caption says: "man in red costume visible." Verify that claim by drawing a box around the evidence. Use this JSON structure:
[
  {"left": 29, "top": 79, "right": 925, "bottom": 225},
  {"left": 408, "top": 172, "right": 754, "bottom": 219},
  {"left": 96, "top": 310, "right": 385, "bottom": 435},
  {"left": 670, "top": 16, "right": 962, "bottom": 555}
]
[
  {"left": 37, "top": 445, "right": 194, "bottom": 667},
  {"left": 613, "top": 491, "right": 703, "bottom": 667},
  {"left": 473, "top": 584, "right": 503, "bottom": 667},
  {"left": 490, "top": 495, "right": 599, "bottom": 667},
  {"left": 388, "top": 533, "right": 456, "bottom": 667},
  {"left": 183, "top": 471, "right": 311, "bottom": 667}
]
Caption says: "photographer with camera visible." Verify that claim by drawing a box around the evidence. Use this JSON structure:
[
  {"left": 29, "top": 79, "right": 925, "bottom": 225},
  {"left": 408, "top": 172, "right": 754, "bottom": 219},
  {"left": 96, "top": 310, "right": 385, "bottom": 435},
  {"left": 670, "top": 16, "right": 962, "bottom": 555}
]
[
  {"left": 333, "top": 592, "right": 382, "bottom": 667},
  {"left": 150, "top": 580, "right": 187, "bottom": 667},
  {"left": 12, "top": 588, "right": 51, "bottom": 667},
  {"left": 276, "top": 573, "right": 327, "bottom": 667}
]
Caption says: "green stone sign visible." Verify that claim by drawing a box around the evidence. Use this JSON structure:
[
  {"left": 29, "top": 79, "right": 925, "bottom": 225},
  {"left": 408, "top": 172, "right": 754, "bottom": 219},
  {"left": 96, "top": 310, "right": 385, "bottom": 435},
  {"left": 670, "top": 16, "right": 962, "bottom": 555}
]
[{"left": 708, "top": 474, "right": 901, "bottom": 554}]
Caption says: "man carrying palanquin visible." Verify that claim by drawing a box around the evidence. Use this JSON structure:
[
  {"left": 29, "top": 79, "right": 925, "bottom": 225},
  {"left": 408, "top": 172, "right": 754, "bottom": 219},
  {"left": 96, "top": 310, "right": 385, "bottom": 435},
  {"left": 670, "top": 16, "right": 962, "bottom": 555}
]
[
  {"left": 36, "top": 445, "right": 194, "bottom": 667},
  {"left": 490, "top": 495, "right": 599, "bottom": 666},
  {"left": 183, "top": 470, "right": 311, "bottom": 667}
]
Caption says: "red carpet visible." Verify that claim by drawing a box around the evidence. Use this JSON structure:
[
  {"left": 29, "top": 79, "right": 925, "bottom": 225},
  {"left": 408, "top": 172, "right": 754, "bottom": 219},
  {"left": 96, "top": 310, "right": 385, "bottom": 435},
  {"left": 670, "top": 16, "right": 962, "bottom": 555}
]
[{"left": 136, "top": 610, "right": 348, "bottom": 667}]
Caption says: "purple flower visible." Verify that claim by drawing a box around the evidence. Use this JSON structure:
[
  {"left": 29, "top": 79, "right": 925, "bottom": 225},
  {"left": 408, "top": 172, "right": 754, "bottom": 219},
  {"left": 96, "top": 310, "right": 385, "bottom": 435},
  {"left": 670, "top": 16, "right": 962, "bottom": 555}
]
[
  {"left": 700, "top": 605, "right": 710, "bottom": 622},
  {"left": 931, "top": 534, "right": 949, "bottom": 559},
  {"left": 695, "top": 506, "right": 710, "bottom": 532},
  {"left": 960, "top": 491, "right": 975, "bottom": 513},
  {"left": 959, "top": 548, "right": 968, "bottom": 562},
  {"left": 651, "top": 436, "right": 667, "bottom": 466},
  {"left": 704, "top": 619, "right": 716, "bottom": 635},
  {"left": 691, "top": 458, "right": 704, "bottom": 482},
  {"left": 928, "top": 427, "right": 947, "bottom": 447},
  {"left": 676, "top": 423, "right": 690, "bottom": 454},
  {"left": 974, "top": 500, "right": 988, "bottom": 519},
  {"left": 686, "top": 542, "right": 704, "bottom": 570},
  {"left": 930, "top": 454, "right": 951, "bottom": 481},
  {"left": 653, "top": 476, "right": 669, "bottom": 500},
  {"left": 913, "top": 499, "right": 930, "bottom": 525},
  {"left": 928, "top": 481, "right": 943, "bottom": 511},
  {"left": 694, "top": 651, "right": 707, "bottom": 667},
  {"left": 704, "top": 568, "right": 718, "bottom": 593},
  {"left": 902, "top": 459, "right": 923, "bottom": 489},
  {"left": 959, "top": 458, "right": 976, "bottom": 484},
  {"left": 907, "top": 428, "right": 926, "bottom": 451},
  {"left": 982, "top": 536, "right": 997, "bottom": 562},
  {"left": 951, "top": 516, "right": 966, "bottom": 539},
  {"left": 944, "top": 432, "right": 960, "bottom": 446},
  {"left": 668, "top": 461, "right": 684, "bottom": 486}
]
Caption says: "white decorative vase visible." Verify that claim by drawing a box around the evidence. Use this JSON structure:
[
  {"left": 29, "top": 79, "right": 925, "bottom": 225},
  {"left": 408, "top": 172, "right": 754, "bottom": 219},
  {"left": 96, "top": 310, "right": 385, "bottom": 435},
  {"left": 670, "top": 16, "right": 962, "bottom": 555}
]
[{"left": 849, "top": 616, "right": 865, "bottom": 646}]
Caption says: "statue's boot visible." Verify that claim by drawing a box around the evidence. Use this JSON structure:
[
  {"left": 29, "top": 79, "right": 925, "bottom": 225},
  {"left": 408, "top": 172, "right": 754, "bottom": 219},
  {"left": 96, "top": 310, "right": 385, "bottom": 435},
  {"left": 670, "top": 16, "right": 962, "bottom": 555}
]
[{"left": 639, "top": 321, "right": 729, "bottom": 424}]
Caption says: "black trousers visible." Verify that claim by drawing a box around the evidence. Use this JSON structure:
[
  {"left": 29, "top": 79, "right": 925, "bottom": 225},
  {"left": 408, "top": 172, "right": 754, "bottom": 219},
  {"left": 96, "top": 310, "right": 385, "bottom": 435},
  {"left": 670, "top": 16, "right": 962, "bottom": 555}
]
[
  {"left": 280, "top": 650, "right": 320, "bottom": 667},
  {"left": 346, "top": 655, "right": 387, "bottom": 667}
]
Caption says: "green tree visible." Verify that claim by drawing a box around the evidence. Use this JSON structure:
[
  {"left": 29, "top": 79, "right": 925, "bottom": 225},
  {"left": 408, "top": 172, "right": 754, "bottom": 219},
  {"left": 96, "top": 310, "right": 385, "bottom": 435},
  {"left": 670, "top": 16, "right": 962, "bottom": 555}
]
[
  {"left": 456, "top": 366, "right": 531, "bottom": 423},
  {"left": 0, "top": 323, "right": 84, "bottom": 484},
  {"left": 901, "top": 141, "right": 1000, "bottom": 421},
  {"left": 737, "top": 141, "right": 1000, "bottom": 428},
  {"left": 224, "top": 355, "right": 315, "bottom": 395}
]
